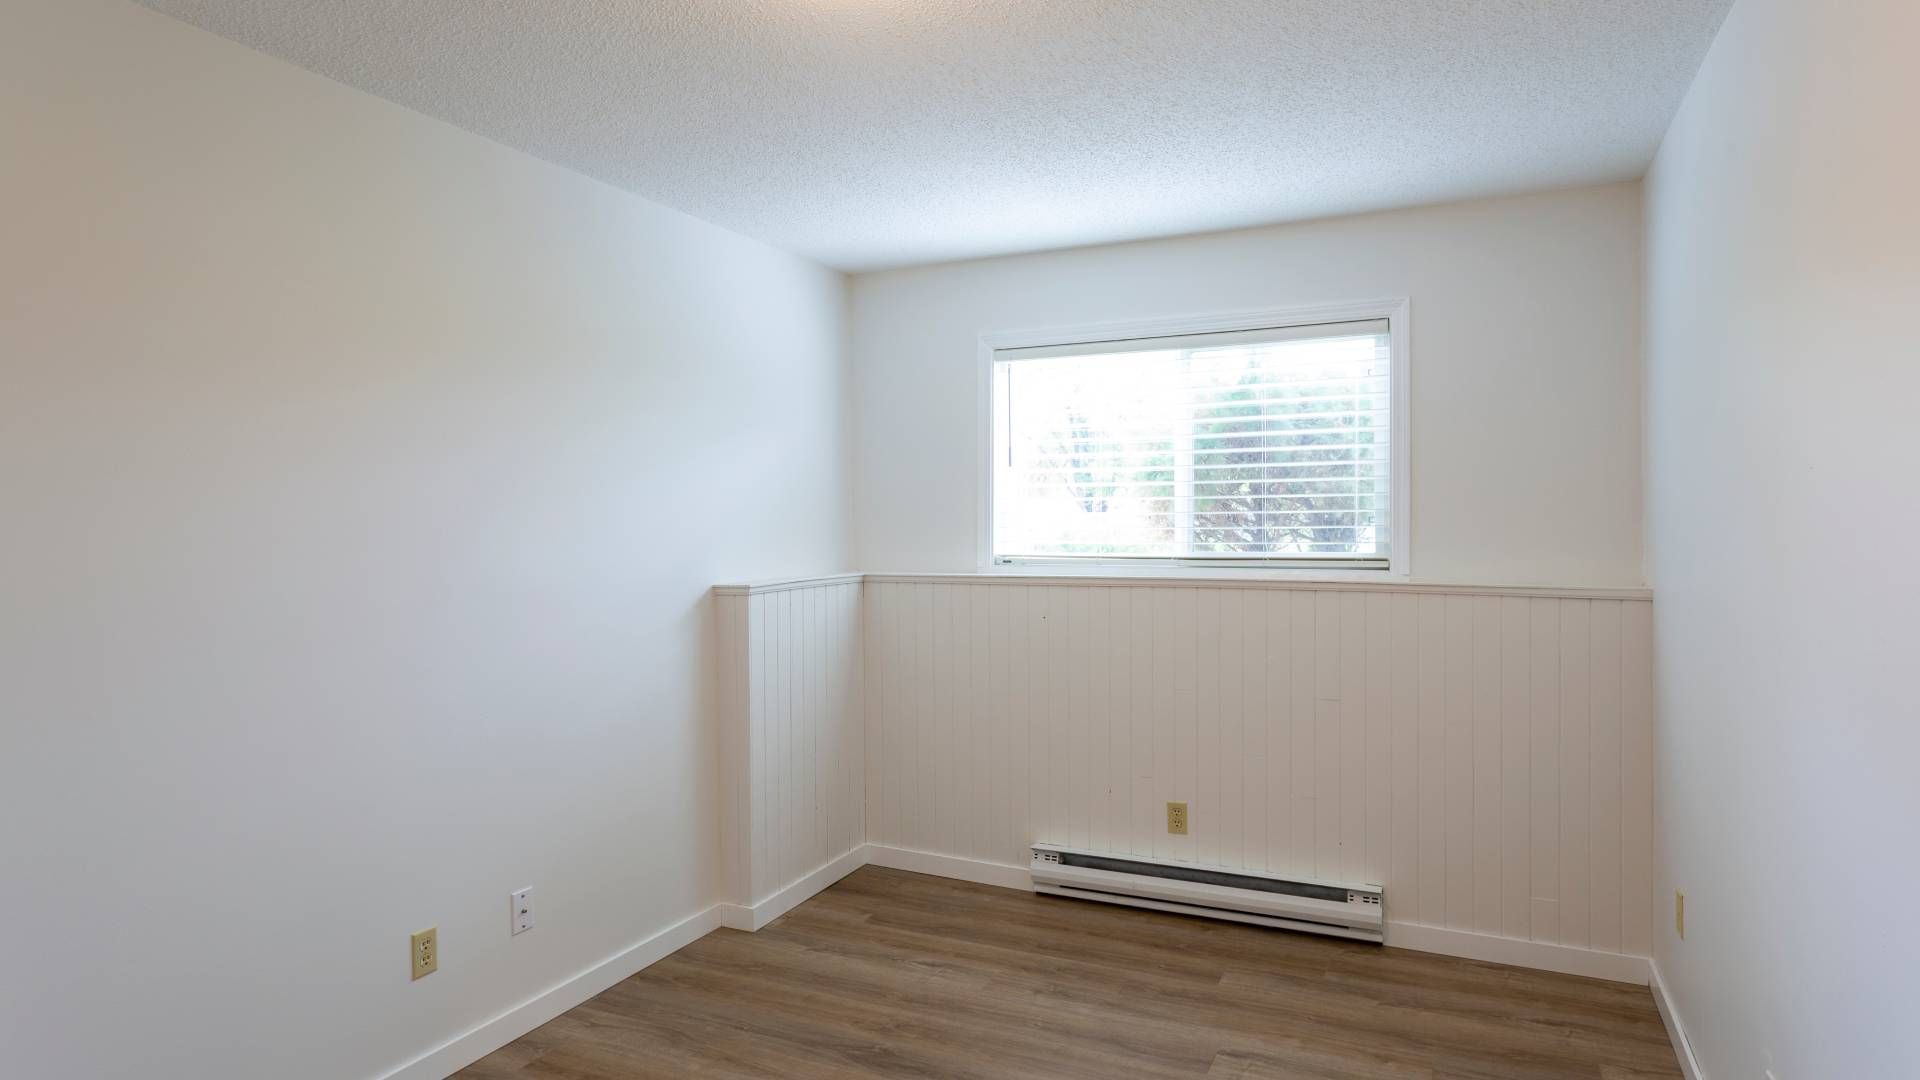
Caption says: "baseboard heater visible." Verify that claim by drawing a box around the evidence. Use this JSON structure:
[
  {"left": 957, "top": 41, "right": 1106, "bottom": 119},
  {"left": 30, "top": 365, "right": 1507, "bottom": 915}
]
[{"left": 1029, "top": 844, "right": 1385, "bottom": 943}]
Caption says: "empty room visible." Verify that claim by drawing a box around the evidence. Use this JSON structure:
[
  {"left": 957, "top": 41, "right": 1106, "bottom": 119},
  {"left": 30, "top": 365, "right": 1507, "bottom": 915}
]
[{"left": 5, "top": 0, "right": 1916, "bottom": 1077}]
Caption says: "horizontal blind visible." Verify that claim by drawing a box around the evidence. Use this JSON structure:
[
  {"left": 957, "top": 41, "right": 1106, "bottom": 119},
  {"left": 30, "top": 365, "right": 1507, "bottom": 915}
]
[{"left": 992, "top": 320, "right": 1392, "bottom": 564}]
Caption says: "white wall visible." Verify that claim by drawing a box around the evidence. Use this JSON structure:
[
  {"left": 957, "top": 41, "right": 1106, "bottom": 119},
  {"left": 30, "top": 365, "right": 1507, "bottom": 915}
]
[
  {"left": 1643, "top": 0, "right": 1920, "bottom": 1076},
  {"left": 0, "top": 2, "right": 849, "bottom": 1078},
  {"left": 850, "top": 184, "right": 1645, "bottom": 587}
]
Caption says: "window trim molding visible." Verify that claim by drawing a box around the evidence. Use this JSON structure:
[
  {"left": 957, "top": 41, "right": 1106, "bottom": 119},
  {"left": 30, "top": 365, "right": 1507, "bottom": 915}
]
[{"left": 975, "top": 297, "right": 1412, "bottom": 581}]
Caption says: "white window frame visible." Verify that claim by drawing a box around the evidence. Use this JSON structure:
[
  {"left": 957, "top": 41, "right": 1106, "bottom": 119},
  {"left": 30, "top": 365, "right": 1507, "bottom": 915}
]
[{"left": 976, "top": 298, "right": 1412, "bottom": 581}]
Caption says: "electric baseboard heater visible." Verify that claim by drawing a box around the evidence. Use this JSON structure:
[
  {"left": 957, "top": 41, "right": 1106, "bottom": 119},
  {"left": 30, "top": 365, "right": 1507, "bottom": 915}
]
[{"left": 1029, "top": 844, "right": 1385, "bottom": 943}]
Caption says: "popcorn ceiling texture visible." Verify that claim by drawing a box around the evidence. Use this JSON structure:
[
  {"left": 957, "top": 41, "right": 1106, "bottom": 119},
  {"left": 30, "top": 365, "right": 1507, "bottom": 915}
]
[{"left": 138, "top": 0, "right": 1732, "bottom": 271}]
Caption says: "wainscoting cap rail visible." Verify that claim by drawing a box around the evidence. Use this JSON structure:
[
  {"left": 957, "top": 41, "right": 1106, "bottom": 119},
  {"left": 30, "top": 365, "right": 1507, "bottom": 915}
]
[
  {"left": 712, "top": 572, "right": 867, "bottom": 596},
  {"left": 714, "top": 572, "right": 1650, "bottom": 601},
  {"left": 792, "top": 572, "right": 1649, "bottom": 602}
]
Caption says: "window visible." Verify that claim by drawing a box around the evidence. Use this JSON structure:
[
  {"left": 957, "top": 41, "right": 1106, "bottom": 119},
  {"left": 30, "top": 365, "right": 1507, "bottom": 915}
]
[{"left": 988, "top": 308, "right": 1405, "bottom": 572}]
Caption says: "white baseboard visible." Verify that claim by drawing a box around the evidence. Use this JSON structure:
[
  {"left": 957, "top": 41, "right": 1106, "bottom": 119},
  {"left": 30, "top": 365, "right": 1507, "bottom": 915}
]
[
  {"left": 722, "top": 845, "right": 869, "bottom": 931},
  {"left": 1650, "top": 959, "right": 1706, "bottom": 1080},
  {"left": 377, "top": 904, "right": 723, "bottom": 1080},
  {"left": 862, "top": 844, "right": 1034, "bottom": 891},
  {"left": 1384, "top": 921, "right": 1649, "bottom": 984},
  {"left": 861, "top": 844, "right": 1649, "bottom": 986}
]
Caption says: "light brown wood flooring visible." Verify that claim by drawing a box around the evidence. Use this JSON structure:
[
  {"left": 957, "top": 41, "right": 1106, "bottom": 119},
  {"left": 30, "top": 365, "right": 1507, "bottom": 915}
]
[{"left": 456, "top": 866, "right": 1681, "bottom": 1079}]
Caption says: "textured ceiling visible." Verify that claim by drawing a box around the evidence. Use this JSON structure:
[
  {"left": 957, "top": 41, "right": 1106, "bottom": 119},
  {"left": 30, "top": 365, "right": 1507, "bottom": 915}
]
[{"left": 138, "top": 0, "right": 1733, "bottom": 271}]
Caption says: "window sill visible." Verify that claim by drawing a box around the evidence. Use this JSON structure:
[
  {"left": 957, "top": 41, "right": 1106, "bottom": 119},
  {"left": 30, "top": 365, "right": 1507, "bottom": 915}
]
[
  {"left": 862, "top": 569, "right": 1651, "bottom": 601},
  {"left": 982, "top": 561, "right": 1402, "bottom": 585}
]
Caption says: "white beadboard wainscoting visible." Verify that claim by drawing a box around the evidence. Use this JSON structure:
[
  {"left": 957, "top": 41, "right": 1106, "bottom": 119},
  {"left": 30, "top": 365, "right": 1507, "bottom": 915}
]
[
  {"left": 716, "top": 572, "right": 1655, "bottom": 981},
  {"left": 714, "top": 575, "right": 867, "bottom": 928}
]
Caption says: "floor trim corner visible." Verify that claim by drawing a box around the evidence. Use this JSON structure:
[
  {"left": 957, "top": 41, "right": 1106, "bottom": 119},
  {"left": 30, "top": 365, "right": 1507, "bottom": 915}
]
[{"left": 735, "top": 845, "right": 870, "bottom": 931}]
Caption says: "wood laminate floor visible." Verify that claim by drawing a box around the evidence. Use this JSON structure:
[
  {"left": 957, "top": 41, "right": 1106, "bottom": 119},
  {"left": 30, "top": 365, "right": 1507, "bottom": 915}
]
[{"left": 457, "top": 866, "right": 1681, "bottom": 1079}]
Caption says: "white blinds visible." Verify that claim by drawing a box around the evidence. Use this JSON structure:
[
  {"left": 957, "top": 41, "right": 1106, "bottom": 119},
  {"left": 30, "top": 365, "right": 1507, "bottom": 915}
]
[{"left": 992, "top": 319, "right": 1393, "bottom": 564}]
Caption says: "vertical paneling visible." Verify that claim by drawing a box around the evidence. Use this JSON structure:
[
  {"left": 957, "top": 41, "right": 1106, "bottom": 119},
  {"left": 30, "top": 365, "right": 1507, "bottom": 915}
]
[
  {"left": 1069, "top": 586, "right": 1091, "bottom": 851},
  {"left": 1109, "top": 588, "right": 1133, "bottom": 862},
  {"left": 1152, "top": 589, "right": 1176, "bottom": 861},
  {"left": 1175, "top": 588, "right": 1198, "bottom": 863},
  {"left": 932, "top": 584, "right": 954, "bottom": 858},
  {"left": 987, "top": 586, "right": 1010, "bottom": 864},
  {"left": 1089, "top": 588, "right": 1112, "bottom": 856},
  {"left": 1363, "top": 592, "right": 1392, "bottom": 886},
  {"left": 1529, "top": 597, "right": 1562, "bottom": 942},
  {"left": 862, "top": 580, "right": 883, "bottom": 856},
  {"left": 1587, "top": 600, "right": 1624, "bottom": 953},
  {"left": 833, "top": 583, "right": 860, "bottom": 862},
  {"left": 714, "top": 580, "right": 866, "bottom": 907},
  {"left": 763, "top": 589, "right": 777, "bottom": 891},
  {"left": 1313, "top": 592, "right": 1340, "bottom": 881},
  {"left": 915, "top": 583, "right": 935, "bottom": 855},
  {"left": 1266, "top": 590, "right": 1293, "bottom": 876},
  {"left": 970, "top": 583, "right": 992, "bottom": 862},
  {"left": 802, "top": 587, "right": 817, "bottom": 880},
  {"left": 1241, "top": 590, "right": 1268, "bottom": 872},
  {"left": 1444, "top": 596, "right": 1475, "bottom": 929},
  {"left": 1620, "top": 600, "right": 1655, "bottom": 956},
  {"left": 1290, "top": 593, "right": 1316, "bottom": 876},
  {"left": 878, "top": 583, "right": 901, "bottom": 847},
  {"left": 1499, "top": 596, "right": 1531, "bottom": 940},
  {"left": 1050, "top": 586, "right": 1073, "bottom": 849},
  {"left": 1559, "top": 600, "right": 1592, "bottom": 949},
  {"left": 1470, "top": 596, "right": 1503, "bottom": 934},
  {"left": 1416, "top": 595, "right": 1446, "bottom": 924},
  {"left": 1389, "top": 593, "right": 1420, "bottom": 910},
  {"left": 1129, "top": 587, "right": 1155, "bottom": 858},
  {"left": 1196, "top": 588, "right": 1220, "bottom": 867},
  {"left": 1217, "top": 589, "right": 1244, "bottom": 871},
  {"left": 1010, "top": 586, "right": 1033, "bottom": 863},
  {"left": 1339, "top": 592, "right": 1367, "bottom": 887},
  {"left": 715, "top": 592, "right": 749, "bottom": 904},
  {"left": 842, "top": 578, "right": 1655, "bottom": 961}
]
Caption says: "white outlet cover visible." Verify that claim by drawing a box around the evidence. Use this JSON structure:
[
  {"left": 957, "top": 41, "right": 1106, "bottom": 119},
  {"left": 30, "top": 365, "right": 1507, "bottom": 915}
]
[{"left": 511, "top": 887, "right": 534, "bottom": 935}]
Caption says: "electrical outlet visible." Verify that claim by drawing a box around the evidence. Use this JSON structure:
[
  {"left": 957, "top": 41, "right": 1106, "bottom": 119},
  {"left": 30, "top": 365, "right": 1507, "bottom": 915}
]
[
  {"left": 411, "top": 927, "right": 438, "bottom": 980},
  {"left": 1166, "top": 801, "right": 1189, "bottom": 835},
  {"left": 1675, "top": 891, "right": 1685, "bottom": 939},
  {"left": 511, "top": 887, "right": 534, "bottom": 936}
]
